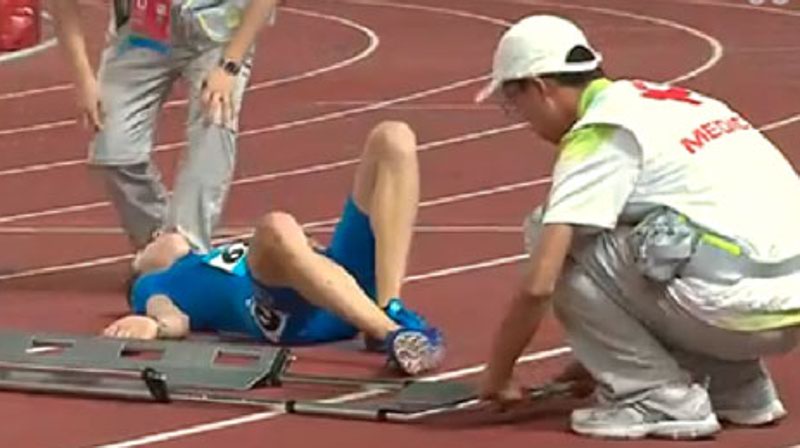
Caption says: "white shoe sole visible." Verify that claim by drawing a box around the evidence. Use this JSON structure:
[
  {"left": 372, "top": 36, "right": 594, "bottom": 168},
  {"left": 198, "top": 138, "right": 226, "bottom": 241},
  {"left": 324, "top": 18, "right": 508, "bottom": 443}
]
[
  {"left": 390, "top": 331, "right": 442, "bottom": 375},
  {"left": 571, "top": 413, "right": 721, "bottom": 440},
  {"left": 717, "top": 400, "right": 787, "bottom": 426}
]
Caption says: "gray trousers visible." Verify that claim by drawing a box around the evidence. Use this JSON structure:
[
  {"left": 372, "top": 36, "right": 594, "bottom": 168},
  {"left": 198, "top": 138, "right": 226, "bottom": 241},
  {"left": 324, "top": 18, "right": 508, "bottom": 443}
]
[
  {"left": 90, "top": 12, "right": 252, "bottom": 252},
  {"left": 525, "top": 209, "right": 798, "bottom": 410}
]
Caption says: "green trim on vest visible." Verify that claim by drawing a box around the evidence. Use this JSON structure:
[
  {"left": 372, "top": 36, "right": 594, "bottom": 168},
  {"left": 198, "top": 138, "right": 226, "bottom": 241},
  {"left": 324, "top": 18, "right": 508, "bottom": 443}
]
[
  {"left": 723, "top": 310, "right": 800, "bottom": 332},
  {"left": 559, "top": 125, "right": 616, "bottom": 164},
  {"left": 578, "top": 78, "right": 613, "bottom": 119}
]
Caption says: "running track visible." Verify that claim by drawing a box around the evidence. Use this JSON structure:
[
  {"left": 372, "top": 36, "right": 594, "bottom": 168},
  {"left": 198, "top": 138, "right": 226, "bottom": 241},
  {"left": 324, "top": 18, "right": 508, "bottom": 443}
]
[{"left": 0, "top": 0, "right": 799, "bottom": 446}]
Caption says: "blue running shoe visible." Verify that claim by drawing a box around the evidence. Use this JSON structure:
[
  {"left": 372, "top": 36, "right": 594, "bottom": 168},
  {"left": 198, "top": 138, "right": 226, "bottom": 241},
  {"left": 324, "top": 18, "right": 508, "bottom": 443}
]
[
  {"left": 384, "top": 298, "right": 429, "bottom": 330},
  {"left": 364, "top": 298, "right": 430, "bottom": 352},
  {"left": 386, "top": 327, "right": 444, "bottom": 376}
]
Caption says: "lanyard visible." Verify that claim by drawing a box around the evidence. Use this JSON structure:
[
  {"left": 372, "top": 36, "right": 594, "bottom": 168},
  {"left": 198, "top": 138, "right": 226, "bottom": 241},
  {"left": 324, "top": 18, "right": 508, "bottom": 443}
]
[{"left": 128, "top": 0, "right": 173, "bottom": 54}]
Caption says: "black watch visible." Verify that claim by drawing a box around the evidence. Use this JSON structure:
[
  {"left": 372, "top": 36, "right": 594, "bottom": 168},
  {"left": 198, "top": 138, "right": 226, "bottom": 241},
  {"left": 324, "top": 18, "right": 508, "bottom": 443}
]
[{"left": 219, "top": 58, "right": 243, "bottom": 76}]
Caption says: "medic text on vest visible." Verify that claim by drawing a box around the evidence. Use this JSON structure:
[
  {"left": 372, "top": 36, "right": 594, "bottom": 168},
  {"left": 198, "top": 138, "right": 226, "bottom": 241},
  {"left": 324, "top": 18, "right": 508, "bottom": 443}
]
[{"left": 680, "top": 116, "right": 752, "bottom": 154}]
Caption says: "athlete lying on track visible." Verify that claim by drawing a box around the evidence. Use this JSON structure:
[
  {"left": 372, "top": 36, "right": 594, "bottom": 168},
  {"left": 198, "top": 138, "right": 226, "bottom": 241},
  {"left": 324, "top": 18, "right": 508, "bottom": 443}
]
[{"left": 103, "top": 121, "right": 444, "bottom": 376}]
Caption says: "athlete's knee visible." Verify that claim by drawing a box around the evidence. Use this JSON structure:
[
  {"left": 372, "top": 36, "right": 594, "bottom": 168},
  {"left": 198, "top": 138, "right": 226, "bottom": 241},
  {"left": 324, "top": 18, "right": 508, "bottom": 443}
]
[
  {"left": 251, "top": 212, "right": 305, "bottom": 257},
  {"left": 366, "top": 121, "right": 417, "bottom": 161}
]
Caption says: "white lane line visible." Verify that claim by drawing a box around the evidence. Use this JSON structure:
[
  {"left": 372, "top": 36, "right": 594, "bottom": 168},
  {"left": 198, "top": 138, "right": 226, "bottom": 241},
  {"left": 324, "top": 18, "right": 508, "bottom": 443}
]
[
  {"left": 0, "top": 6, "right": 376, "bottom": 104},
  {"left": 679, "top": 0, "right": 800, "bottom": 132},
  {"left": 233, "top": 122, "right": 527, "bottom": 187},
  {"left": 295, "top": 176, "right": 545, "bottom": 232},
  {"left": 0, "top": 119, "right": 76, "bottom": 137},
  {"left": 350, "top": 0, "right": 722, "bottom": 84},
  {"left": 0, "top": 37, "right": 57, "bottom": 65},
  {"left": 420, "top": 177, "right": 548, "bottom": 208},
  {"left": 315, "top": 100, "right": 496, "bottom": 111},
  {"left": 0, "top": 174, "right": 549, "bottom": 282},
  {"left": 0, "top": 253, "right": 135, "bottom": 281},
  {"left": 0, "top": 84, "right": 71, "bottom": 101},
  {"left": 0, "top": 226, "right": 125, "bottom": 235},
  {"left": 405, "top": 253, "right": 528, "bottom": 283},
  {"left": 0, "top": 74, "right": 490, "bottom": 177},
  {"left": 521, "top": 0, "right": 725, "bottom": 84},
  {"left": 729, "top": 45, "right": 800, "bottom": 53},
  {"left": 165, "top": 6, "right": 380, "bottom": 108},
  {"left": 0, "top": 122, "right": 528, "bottom": 224},
  {"left": 632, "top": 0, "right": 800, "bottom": 132},
  {"left": 95, "top": 345, "right": 571, "bottom": 448},
  {"left": 761, "top": 115, "right": 800, "bottom": 132},
  {"left": 312, "top": 224, "right": 524, "bottom": 235},
  {"left": 680, "top": 0, "right": 800, "bottom": 17},
  {"left": 345, "top": 0, "right": 511, "bottom": 27}
]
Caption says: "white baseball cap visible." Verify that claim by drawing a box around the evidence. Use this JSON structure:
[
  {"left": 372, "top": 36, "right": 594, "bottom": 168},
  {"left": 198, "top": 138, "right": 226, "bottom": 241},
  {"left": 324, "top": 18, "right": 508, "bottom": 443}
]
[{"left": 475, "top": 15, "right": 602, "bottom": 103}]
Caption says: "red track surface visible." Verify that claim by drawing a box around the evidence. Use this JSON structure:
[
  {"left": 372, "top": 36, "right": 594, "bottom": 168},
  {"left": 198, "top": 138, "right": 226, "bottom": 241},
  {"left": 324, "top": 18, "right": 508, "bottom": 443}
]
[{"left": 0, "top": 0, "right": 799, "bottom": 446}]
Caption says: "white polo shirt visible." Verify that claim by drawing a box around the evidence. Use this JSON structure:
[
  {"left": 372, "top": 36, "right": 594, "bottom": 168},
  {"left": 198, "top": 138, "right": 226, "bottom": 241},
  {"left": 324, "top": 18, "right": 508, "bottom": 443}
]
[{"left": 542, "top": 78, "right": 800, "bottom": 331}]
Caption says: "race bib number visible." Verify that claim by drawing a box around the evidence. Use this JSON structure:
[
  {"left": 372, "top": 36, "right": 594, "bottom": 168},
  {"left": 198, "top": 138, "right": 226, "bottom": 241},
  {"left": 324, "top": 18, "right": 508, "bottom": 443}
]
[
  {"left": 202, "top": 242, "right": 250, "bottom": 276},
  {"left": 251, "top": 299, "right": 288, "bottom": 343},
  {"left": 129, "top": 0, "right": 172, "bottom": 53}
]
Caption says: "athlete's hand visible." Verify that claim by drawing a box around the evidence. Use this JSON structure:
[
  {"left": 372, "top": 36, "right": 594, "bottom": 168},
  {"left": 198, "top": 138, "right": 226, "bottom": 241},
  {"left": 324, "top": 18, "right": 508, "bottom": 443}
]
[
  {"left": 201, "top": 66, "right": 236, "bottom": 128},
  {"left": 75, "top": 75, "right": 104, "bottom": 132},
  {"left": 479, "top": 375, "right": 526, "bottom": 411},
  {"left": 103, "top": 316, "right": 159, "bottom": 340}
]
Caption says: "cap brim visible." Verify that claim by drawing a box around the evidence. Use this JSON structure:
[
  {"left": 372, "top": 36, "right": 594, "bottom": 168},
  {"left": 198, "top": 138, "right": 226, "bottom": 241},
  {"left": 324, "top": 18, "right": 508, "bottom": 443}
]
[{"left": 474, "top": 79, "right": 501, "bottom": 104}]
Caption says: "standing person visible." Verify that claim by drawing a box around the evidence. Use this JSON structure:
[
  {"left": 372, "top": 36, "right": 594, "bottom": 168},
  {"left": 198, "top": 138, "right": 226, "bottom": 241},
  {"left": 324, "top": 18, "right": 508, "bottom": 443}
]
[
  {"left": 476, "top": 15, "right": 800, "bottom": 439},
  {"left": 50, "top": 0, "right": 278, "bottom": 256}
]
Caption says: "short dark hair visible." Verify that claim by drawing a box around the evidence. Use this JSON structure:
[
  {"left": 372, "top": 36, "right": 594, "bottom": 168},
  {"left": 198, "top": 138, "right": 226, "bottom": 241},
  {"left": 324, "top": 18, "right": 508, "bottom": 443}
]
[
  {"left": 540, "top": 68, "right": 606, "bottom": 87},
  {"left": 502, "top": 67, "right": 605, "bottom": 94},
  {"left": 539, "top": 45, "right": 605, "bottom": 87}
]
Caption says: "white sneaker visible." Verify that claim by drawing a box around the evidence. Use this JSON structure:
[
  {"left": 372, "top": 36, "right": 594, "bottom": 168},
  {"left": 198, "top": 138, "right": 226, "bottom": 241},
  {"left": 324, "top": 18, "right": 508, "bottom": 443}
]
[
  {"left": 717, "top": 399, "right": 787, "bottom": 426},
  {"left": 571, "top": 384, "right": 721, "bottom": 440},
  {"left": 709, "top": 363, "right": 787, "bottom": 426}
]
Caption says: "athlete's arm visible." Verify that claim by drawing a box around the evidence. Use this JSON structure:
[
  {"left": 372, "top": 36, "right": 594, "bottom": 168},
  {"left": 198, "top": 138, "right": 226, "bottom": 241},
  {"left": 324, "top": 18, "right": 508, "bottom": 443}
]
[
  {"left": 103, "top": 294, "right": 190, "bottom": 340},
  {"left": 146, "top": 295, "right": 191, "bottom": 338},
  {"left": 479, "top": 223, "right": 574, "bottom": 405},
  {"left": 48, "top": 0, "right": 103, "bottom": 130}
]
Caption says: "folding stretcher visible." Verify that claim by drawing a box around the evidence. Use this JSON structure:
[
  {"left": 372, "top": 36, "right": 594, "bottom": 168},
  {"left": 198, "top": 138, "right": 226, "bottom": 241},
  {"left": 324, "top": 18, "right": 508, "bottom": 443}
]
[{"left": 0, "top": 330, "right": 572, "bottom": 422}]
